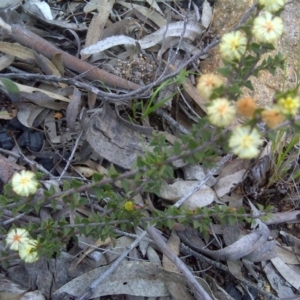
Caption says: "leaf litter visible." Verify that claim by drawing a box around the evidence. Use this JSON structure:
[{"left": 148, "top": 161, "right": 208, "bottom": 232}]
[{"left": 0, "top": 1, "right": 299, "bottom": 300}]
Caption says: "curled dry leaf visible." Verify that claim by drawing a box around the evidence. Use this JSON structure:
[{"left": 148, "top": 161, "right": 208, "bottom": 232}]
[
  {"left": 179, "top": 222, "right": 272, "bottom": 261},
  {"left": 81, "top": 21, "right": 203, "bottom": 55}
]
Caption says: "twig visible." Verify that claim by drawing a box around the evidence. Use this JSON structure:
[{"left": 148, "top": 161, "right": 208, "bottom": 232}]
[
  {"left": 147, "top": 225, "right": 213, "bottom": 300},
  {"left": 1, "top": 209, "right": 41, "bottom": 226},
  {"left": 58, "top": 132, "right": 82, "bottom": 180},
  {"left": 12, "top": 136, "right": 55, "bottom": 178},
  {"left": 76, "top": 230, "right": 148, "bottom": 300},
  {"left": 156, "top": 108, "right": 191, "bottom": 135}
]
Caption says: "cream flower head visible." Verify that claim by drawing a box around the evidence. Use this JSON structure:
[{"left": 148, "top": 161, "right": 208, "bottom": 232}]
[
  {"left": 259, "top": 0, "right": 286, "bottom": 12},
  {"left": 252, "top": 12, "right": 284, "bottom": 44},
  {"left": 18, "top": 239, "right": 39, "bottom": 263},
  {"left": 6, "top": 228, "right": 30, "bottom": 251},
  {"left": 196, "top": 74, "right": 224, "bottom": 99},
  {"left": 277, "top": 95, "right": 300, "bottom": 115},
  {"left": 229, "top": 126, "right": 263, "bottom": 159},
  {"left": 11, "top": 170, "right": 38, "bottom": 197},
  {"left": 219, "top": 31, "right": 247, "bottom": 61},
  {"left": 207, "top": 98, "right": 236, "bottom": 127}
]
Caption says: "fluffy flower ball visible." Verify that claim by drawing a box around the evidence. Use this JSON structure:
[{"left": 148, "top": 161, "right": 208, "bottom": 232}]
[
  {"left": 18, "top": 239, "right": 39, "bottom": 263},
  {"left": 196, "top": 74, "right": 224, "bottom": 99},
  {"left": 229, "top": 126, "right": 263, "bottom": 159},
  {"left": 207, "top": 98, "right": 236, "bottom": 127},
  {"left": 124, "top": 201, "right": 134, "bottom": 211},
  {"left": 277, "top": 95, "right": 300, "bottom": 115},
  {"left": 252, "top": 12, "right": 284, "bottom": 44},
  {"left": 261, "top": 107, "right": 285, "bottom": 128},
  {"left": 259, "top": 0, "right": 286, "bottom": 12},
  {"left": 220, "top": 31, "right": 247, "bottom": 61},
  {"left": 236, "top": 97, "right": 257, "bottom": 118},
  {"left": 11, "top": 170, "right": 38, "bottom": 197},
  {"left": 6, "top": 228, "right": 30, "bottom": 251}
]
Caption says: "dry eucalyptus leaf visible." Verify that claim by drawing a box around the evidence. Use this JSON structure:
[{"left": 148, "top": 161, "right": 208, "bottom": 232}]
[
  {"left": 135, "top": 227, "right": 149, "bottom": 257},
  {"left": 83, "top": 0, "right": 102, "bottom": 13},
  {"left": 227, "top": 260, "right": 244, "bottom": 281},
  {"left": 0, "top": 54, "right": 14, "bottom": 71},
  {"left": 162, "top": 231, "right": 180, "bottom": 273},
  {"left": 81, "top": 103, "right": 153, "bottom": 169},
  {"left": 0, "top": 42, "right": 35, "bottom": 63},
  {"left": 23, "top": 4, "right": 87, "bottom": 31},
  {"left": 243, "top": 239, "right": 276, "bottom": 262},
  {"left": 16, "top": 103, "right": 46, "bottom": 128},
  {"left": 158, "top": 180, "right": 217, "bottom": 209},
  {"left": 83, "top": 0, "right": 115, "bottom": 60},
  {"left": 101, "top": 18, "right": 140, "bottom": 39},
  {"left": 146, "top": 0, "right": 164, "bottom": 16},
  {"left": 271, "top": 257, "right": 300, "bottom": 290},
  {"left": 263, "top": 262, "right": 296, "bottom": 298},
  {"left": 223, "top": 223, "right": 240, "bottom": 246},
  {"left": 117, "top": 1, "right": 166, "bottom": 27},
  {"left": 20, "top": 91, "right": 68, "bottom": 110},
  {"left": 146, "top": 246, "right": 161, "bottom": 265},
  {"left": 183, "top": 165, "right": 216, "bottom": 187},
  {"left": 275, "top": 245, "right": 300, "bottom": 265},
  {"left": 14, "top": 83, "right": 70, "bottom": 102},
  {"left": 25, "top": 0, "right": 53, "bottom": 20},
  {"left": 0, "top": 154, "right": 23, "bottom": 183},
  {"left": 53, "top": 260, "right": 216, "bottom": 299},
  {"left": 44, "top": 111, "right": 60, "bottom": 144},
  {"left": 201, "top": 0, "right": 212, "bottom": 28},
  {"left": 66, "top": 87, "right": 81, "bottom": 131},
  {"left": 0, "top": 0, "right": 22, "bottom": 9},
  {"left": 215, "top": 159, "right": 250, "bottom": 198},
  {"left": 73, "top": 236, "right": 111, "bottom": 270},
  {"left": 166, "top": 281, "right": 195, "bottom": 300}
]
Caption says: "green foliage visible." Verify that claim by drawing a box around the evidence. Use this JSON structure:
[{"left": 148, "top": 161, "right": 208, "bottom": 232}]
[
  {"left": 1, "top": 5, "right": 296, "bottom": 266},
  {"left": 0, "top": 77, "right": 20, "bottom": 102},
  {"left": 268, "top": 129, "right": 300, "bottom": 186}
]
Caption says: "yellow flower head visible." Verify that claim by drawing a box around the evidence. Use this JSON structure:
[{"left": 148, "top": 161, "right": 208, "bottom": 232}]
[
  {"left": 6, "top": 228, "right": 30, "bottom": 251},
  {"left": 259, "top": 0, "right": 286, "bottom": 12},
  {"left": 261, "top": 107, "right": 285, "bottom": 128},
  {"left": 196, "top": 74, "right": 224, "bottom": 99},
  {"left": 220, "top": 31, "right": 247, "bottom": 61},
  {"left": 18, "top": 239, "right": 39, "bottom": 263},
  {"left": 236, "top": 97, "right": 257, "bottom": 118},
  {"left": 252, "top": 12, "right": 284, "bottom": 44},
  {"left": 124, "top": 201, "right": 134, "bottom": 211},
  {"left": 229, "top": 126, "right": 263, "bottom": 159},
  {"left": 277, "top": 95, "right": 300, "bottom": 115},
  {"left": 11, "top": 170, "right": 38, "bottom": 197},
  {"left": 207, "top": 98, "right": 236, "bottom": 127}
]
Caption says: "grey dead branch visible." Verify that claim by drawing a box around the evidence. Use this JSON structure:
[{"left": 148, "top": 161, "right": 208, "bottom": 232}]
[{"left": 0, "top": 0, "right": 300, "bottom": 300}]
